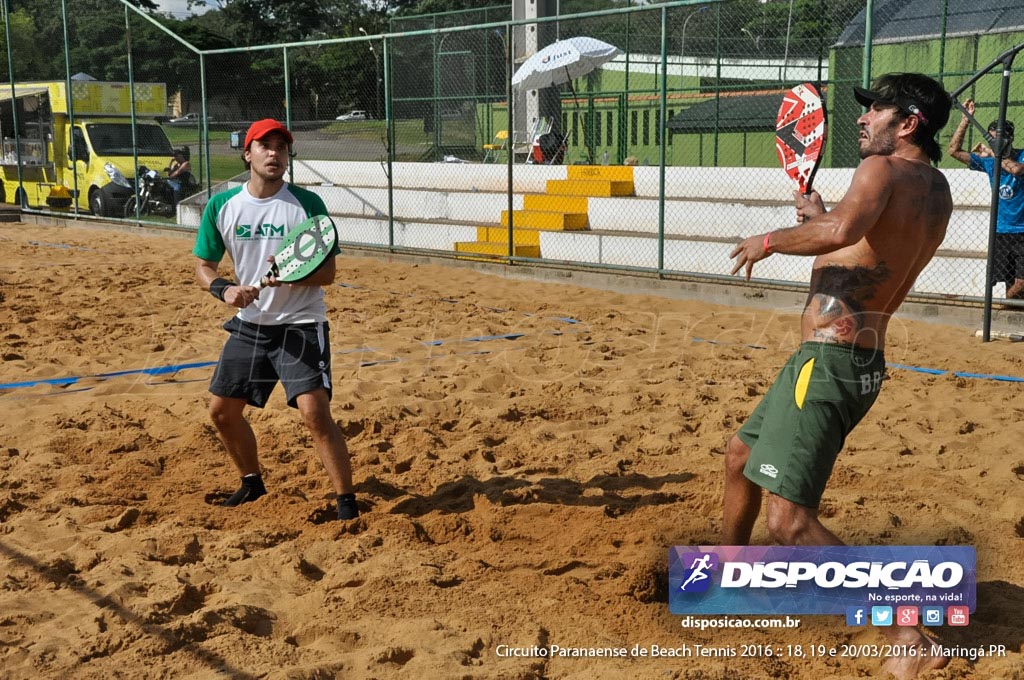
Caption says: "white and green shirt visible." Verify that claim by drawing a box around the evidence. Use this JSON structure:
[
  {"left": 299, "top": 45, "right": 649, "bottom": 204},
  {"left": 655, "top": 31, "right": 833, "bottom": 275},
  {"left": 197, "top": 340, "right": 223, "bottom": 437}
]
[{"left": 193, "top": 182, "right": 334, "bottom": 325}]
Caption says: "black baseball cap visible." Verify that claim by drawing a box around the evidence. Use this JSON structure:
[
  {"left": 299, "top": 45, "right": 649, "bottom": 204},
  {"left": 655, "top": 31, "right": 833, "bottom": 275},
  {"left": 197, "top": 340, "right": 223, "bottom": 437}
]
[
  {"left": 853, "top": 74, "right": 950, "bottom": 133},
  {"left": 988, "top": 120, "right": 1015, "bottom": 140}
]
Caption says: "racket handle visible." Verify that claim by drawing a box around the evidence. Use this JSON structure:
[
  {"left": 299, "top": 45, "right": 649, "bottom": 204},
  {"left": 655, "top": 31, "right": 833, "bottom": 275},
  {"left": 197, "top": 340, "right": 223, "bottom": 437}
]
[
  {"left": 796, "top": 188, "right": 820, "bottom": 223},
  {"left": 259, "top": 260, "right": 281, "bottom": 289}
]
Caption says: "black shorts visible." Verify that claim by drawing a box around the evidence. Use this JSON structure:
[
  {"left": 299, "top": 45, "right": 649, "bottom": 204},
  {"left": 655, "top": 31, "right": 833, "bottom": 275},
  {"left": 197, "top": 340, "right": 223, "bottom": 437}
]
[
  {"left": 210, "top": 317, "right": 332, "bottom": 409},
  {"left": 990, "top": 233, "right": 1024, "bottom": 286}
]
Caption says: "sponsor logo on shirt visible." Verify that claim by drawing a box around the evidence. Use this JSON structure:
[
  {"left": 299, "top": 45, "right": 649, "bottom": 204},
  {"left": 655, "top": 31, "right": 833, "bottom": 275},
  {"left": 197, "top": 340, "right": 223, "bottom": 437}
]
[{"left": 235, "top": 223, "right": 286, "bottom": 239}]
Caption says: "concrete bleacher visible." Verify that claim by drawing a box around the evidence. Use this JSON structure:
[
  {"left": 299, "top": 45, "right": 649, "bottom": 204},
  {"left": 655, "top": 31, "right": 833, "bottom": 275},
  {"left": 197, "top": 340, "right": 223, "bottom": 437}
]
[{"left": 177, "top": 160, "right": 996, "bottom": 298}]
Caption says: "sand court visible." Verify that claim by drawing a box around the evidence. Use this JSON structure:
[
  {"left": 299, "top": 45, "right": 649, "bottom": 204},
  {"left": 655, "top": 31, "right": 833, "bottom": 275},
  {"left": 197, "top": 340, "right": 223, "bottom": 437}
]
[{"left": 1, "top": 223, "right": 1022, "bottom": 678}]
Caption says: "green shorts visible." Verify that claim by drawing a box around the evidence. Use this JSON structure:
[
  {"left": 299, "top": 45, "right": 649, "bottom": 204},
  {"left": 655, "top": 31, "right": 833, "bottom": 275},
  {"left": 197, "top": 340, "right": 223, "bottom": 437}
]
[{"left": 738, "top": 342, "right": 886, "bottom": 508}]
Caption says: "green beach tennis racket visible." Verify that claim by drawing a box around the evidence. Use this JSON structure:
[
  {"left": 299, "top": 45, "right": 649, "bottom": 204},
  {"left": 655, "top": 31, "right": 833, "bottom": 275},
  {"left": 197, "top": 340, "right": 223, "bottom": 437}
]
[{"left": 260, "top": 214, "right": 338, "bottom": 287}]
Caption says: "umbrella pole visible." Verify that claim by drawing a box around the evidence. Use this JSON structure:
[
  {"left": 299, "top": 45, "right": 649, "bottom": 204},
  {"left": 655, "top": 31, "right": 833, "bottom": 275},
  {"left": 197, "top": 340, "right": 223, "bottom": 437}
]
[{"left": 564, "top": 66, "right": 590, "bottom": 164}]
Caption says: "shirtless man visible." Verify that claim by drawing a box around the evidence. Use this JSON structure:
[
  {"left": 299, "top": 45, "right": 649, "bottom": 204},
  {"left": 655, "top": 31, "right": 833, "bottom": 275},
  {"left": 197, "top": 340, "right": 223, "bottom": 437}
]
[{"left": 725, "top": 73, "right": 953, "bottom": 680}]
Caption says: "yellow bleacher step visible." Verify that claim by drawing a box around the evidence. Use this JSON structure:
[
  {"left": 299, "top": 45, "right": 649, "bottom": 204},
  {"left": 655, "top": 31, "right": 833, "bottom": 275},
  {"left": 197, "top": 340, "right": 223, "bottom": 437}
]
[
  {"left": 477, "top": 227, "right": 542, "bottom": 246},
  {"left": 546, "top": 179, "right": 634, "bottom": 197},
  {"left": 567, "top": 165, "right": 635, "bottom": 182},
  {"left": 500, "top": 210, "right": 588, "bottom": 230},
  {"left": 454, "top": 241, "right": 541, "bottom": 258},
  {"left": 523, "top": 194, "right": 589, "bottom": 213}
]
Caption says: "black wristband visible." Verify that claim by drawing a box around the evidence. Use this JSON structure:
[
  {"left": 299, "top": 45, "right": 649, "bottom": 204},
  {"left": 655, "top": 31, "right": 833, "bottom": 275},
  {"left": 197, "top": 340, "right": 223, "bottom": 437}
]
[{"left": 209, "top": 277, "right": 234, "bottom": 302}]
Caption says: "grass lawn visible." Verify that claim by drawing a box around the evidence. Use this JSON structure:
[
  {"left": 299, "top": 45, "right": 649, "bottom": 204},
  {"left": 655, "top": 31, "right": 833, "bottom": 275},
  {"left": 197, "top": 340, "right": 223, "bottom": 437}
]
[
  {"left": 322, "top": 119, "right": 480, "bottom": 147},
  {"left": 163, "top": 127, "right": 232, "bottom": 146},
  {"left": 161, "top": 128, "right": 244, "bottom": 183},
  {"left": 160, "top": 119, "right": 484, "bottom": 175}
]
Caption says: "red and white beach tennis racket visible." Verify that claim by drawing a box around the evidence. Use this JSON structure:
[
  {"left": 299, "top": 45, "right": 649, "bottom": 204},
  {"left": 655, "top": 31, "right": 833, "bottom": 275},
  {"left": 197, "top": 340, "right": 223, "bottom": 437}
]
[{"left": 775, "top": 83, "right": 827, "bottom": 196}]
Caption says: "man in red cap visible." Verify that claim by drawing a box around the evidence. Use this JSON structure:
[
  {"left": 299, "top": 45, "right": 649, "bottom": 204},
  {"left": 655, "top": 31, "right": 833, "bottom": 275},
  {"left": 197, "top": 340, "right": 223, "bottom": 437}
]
[{"left": 192, "top": 118, "right": 359, "bottom": 521}]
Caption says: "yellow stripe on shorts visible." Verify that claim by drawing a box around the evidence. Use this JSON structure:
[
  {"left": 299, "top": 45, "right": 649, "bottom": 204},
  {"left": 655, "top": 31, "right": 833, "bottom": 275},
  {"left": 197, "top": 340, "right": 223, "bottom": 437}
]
[{"left": 794, "top": 357, "right": 815, "bottom": 409}]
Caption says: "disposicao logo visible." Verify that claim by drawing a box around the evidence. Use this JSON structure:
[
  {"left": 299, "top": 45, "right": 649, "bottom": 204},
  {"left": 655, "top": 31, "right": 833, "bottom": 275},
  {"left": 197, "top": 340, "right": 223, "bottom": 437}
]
[
  {"left": 668, "top": 546, "right": 976, "bottom": 616},
  {"left": 678, "top": 552, "right": 719, "bottom": 593}
]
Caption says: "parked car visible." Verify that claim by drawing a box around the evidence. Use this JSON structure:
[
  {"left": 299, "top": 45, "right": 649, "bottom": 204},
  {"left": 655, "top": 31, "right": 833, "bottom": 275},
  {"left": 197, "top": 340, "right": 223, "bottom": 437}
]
[
  {"left": 168, "top": 112, "right": 200, "bottom": 124},
  {"left": 335, "top": 110, "right": 368, "bottom": 121}
]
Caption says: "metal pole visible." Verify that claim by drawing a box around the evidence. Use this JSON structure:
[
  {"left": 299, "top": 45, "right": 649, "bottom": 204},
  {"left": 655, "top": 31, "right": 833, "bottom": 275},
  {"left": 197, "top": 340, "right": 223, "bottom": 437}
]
[
  {"left": 61, "top": 0, "right": 79, "bottom": 215},
  {"left": 2, "top": 0, "right": 25, "bottom": 207},
  {"left": 713, "top": 4, "right": 722, "bottom": 166},
  {"left": 383, "top": 36, "right": 395, "bottom": 251},
  {"left": 658, "top": 6, "right": 668, "bottom": 274},
  {"left": 374, "top": 49, "right": 381, "bottom": 120},
  {"left": 939, "top": 0, "right": 949, "bottom": 77},
  {"left": 782, "top": 0, "right": 794, "bottom": 82},
  {"left": 200, "top": 54, "right": 212, "bottom": 197},
  {"left": 505, "top": 23, "right": 515, "bottom": 260},
  {"left": 982, "top": 57, "right": 1018, "bottom": 341},
  {"left": 625, "top": 4, "right": 631, "bottom": 97},
  {"left": 862, "top": 0, "right": 874, "bottom": 88},
  {"left": 433, "top": 29, "right": 441, "bottom": 160},
  {"left": 950, "top": 42, "right": 1024, "bottom": 338},
  {"left": 284, "top": 46, "right": 293, "bottom": 185},
  {"left": 126, "top": 6, "right": 140, "bottom": 220}
]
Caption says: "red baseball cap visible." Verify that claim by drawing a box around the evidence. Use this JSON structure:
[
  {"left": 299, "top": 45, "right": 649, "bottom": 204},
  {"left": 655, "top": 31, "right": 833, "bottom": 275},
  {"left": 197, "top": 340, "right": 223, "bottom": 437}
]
[{"left": 244, "top": 119, "right": 293, "bottom": 150}]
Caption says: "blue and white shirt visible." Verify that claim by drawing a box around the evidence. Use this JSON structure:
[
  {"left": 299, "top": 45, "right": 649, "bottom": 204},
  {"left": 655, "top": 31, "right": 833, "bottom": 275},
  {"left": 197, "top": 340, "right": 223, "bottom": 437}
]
[{"left": 969, "top": 149, "right": 1024, "bottom": 235}]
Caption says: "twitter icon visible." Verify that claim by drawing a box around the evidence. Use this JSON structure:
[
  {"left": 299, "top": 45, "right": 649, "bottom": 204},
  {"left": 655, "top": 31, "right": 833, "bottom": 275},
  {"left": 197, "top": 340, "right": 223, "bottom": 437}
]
[{"left": 871, "top": 606, "right": 893, "bottom": 626}]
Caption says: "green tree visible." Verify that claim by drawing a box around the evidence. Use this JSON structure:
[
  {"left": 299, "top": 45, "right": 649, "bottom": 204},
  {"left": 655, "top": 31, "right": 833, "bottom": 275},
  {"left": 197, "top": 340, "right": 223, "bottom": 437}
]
[{"left": 0, "top": 8, "right": 54, "bottom": 79}]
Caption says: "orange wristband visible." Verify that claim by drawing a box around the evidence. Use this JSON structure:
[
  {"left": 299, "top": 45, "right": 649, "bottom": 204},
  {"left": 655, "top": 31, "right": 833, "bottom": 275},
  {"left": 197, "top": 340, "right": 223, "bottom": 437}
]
[{"left": 763, "top": 232, "right": 773, "bottom": 254}]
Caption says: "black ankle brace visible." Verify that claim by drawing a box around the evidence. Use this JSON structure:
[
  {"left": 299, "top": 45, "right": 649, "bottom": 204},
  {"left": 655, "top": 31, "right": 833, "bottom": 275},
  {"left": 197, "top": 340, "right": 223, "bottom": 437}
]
[
  {"left": 223, "top": 474, "right": 267, "bottom": 507},
  {"left": 337, "top": 493, "right": 359, "bottom": 520}
]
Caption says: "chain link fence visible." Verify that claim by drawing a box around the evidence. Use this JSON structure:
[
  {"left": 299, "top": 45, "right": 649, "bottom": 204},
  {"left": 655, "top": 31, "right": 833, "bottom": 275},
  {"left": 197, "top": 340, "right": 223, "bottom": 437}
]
[{"left": 2, "top": 0, "right": 1023, "bottom": 303}]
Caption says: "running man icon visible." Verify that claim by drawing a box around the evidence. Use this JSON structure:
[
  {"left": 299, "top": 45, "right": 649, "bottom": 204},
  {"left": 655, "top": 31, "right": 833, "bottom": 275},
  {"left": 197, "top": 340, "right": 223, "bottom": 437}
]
[{"left": 680, "top": 554, "right": 714, "bottom": 592}]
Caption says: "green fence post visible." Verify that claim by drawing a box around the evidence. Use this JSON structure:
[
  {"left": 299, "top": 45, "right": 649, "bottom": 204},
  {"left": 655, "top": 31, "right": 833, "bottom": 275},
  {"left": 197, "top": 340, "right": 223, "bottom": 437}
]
[
  {"left": 200, "top": 54, "right": 211, "bottom": 197},
  {"left": 862, "top": 0, "right": 874, "bottom": 87},
  {"left": 284, "top": 46, "right": 293, "bottom": 186},
  {"left": 658, "top": 6, "right": 668, "bottom": 274},
  {"left": 61, "top": 0, "right": 79, "bottom": 215},
  {"left": 2, "top": 0, "right": 25, "bottom": 207},
  {"left": 126, "top": 5, "right": 140, "bottom": 220},
  {"left": 384, "top": 36, "right": 395, "bottom": 251}
]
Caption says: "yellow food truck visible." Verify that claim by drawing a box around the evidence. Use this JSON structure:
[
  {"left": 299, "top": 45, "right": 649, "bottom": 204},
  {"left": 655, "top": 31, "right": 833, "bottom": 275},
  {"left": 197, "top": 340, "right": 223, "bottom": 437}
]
[{"left": 0, "top": 80, "right": 173, "bottom": 216}]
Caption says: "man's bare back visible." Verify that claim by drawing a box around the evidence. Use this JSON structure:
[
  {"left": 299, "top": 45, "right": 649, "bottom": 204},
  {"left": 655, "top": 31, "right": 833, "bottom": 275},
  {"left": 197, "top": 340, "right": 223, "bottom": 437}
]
[{"left": 802, "top": 155, "right": 952, "bottom": 349}]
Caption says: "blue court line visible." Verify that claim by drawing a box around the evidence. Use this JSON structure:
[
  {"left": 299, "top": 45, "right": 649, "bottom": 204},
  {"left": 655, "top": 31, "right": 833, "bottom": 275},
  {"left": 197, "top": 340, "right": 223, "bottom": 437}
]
[
  {"left": 336, "top": 346, "right": 379, "bottom": 355},
  {"left": 0, "top": 360, "right": 217, "bottom": 391},
  {"left": 422, "top": 333, "right": 526, "bottom": 347},
  {"left": 692, "top": 337, "right": 769, "bottom": 350},
  {"left": 691, "top": 338, "right": 1024, "bottom": 384},
  {"left": 10, "top": 328, "right": 1020, "bottom": 397},
  {"left": 886, "top": 362, "right": 1024, "bottom": 383},
  {"left": 26, "top": 240, "right": 109, "bottom": 254},
  {"left": 0, "top": 331, "right": 541, "bottom": 393},
  {"left": 5, "top": 386, "right": 97, "bottom": 400},
  {"left": 145, "top": 377, "right": 208, "bottom": 386}
]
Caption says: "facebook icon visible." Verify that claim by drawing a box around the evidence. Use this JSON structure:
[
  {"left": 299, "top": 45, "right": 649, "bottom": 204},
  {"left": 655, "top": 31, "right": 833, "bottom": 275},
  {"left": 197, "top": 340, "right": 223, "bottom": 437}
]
[{"left": 846, "top": 606, "right": 867, "bottom": 626}]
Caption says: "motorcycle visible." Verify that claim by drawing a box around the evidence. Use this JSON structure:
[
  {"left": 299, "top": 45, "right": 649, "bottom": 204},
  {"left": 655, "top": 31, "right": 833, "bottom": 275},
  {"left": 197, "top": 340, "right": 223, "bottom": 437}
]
[{"left": 123, "top": 165, "right": 176, "bottom": 218}]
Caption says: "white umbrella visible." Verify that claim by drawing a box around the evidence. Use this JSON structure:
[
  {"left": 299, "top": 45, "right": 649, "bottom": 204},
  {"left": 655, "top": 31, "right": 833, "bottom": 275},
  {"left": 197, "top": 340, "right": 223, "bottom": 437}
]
[{"left": 512, "top": 37, "right": 622, "bottom": 92}]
